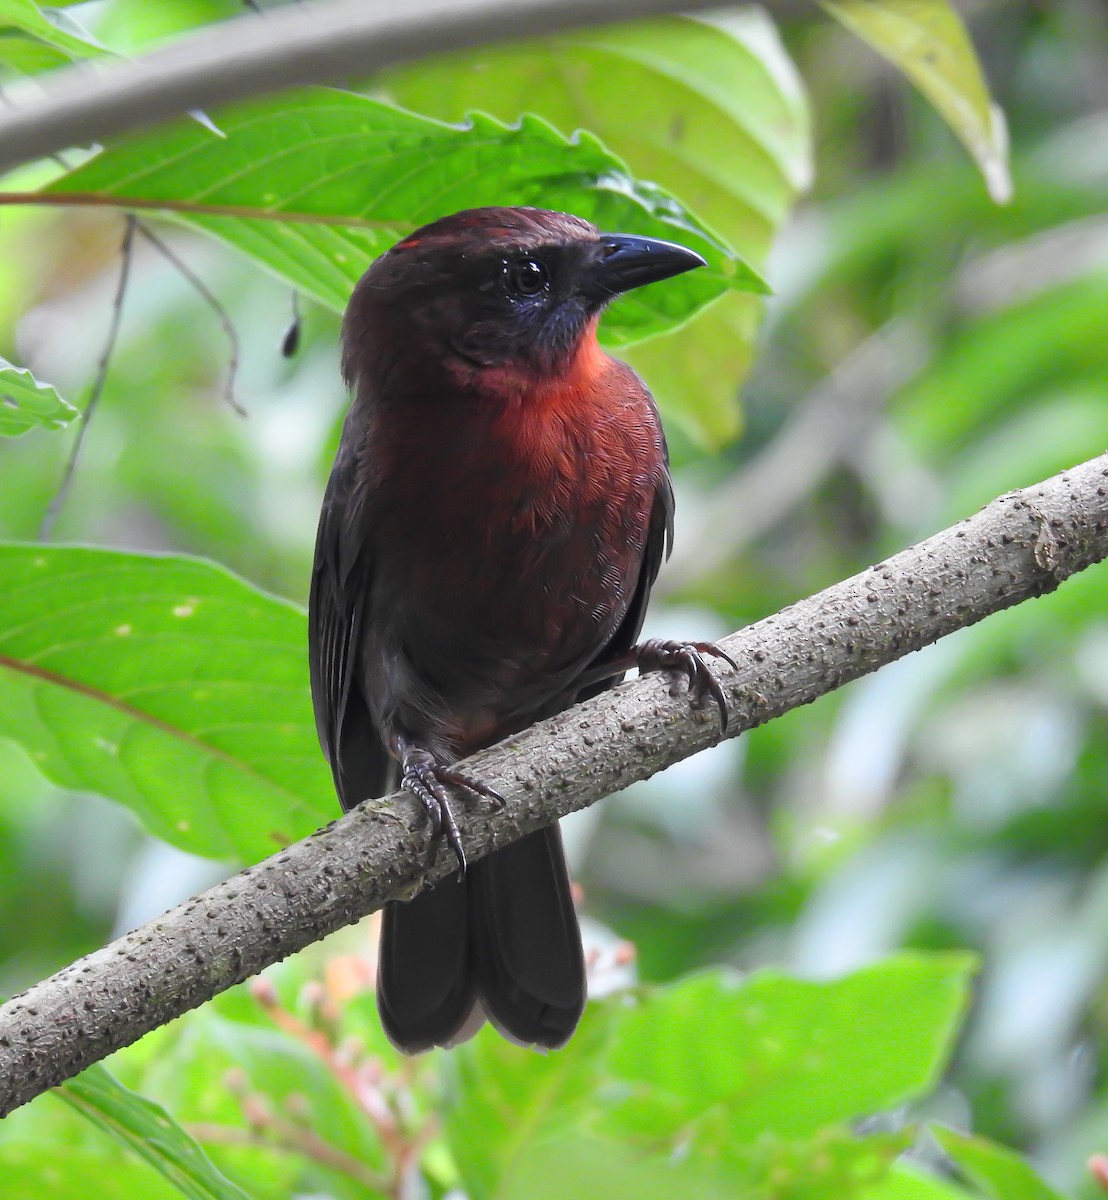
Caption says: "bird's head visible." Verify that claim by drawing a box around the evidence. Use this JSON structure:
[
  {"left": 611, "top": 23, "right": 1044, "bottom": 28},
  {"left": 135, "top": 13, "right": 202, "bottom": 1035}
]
[{"left": 342, "top": 206, "right": 705, "bottom": 398}]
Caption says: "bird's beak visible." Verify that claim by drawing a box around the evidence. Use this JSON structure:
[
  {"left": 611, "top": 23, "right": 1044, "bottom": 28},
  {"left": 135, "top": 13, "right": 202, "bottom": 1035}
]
[{"left": 587, "top": 233, "right": 707, "bottom": 300}]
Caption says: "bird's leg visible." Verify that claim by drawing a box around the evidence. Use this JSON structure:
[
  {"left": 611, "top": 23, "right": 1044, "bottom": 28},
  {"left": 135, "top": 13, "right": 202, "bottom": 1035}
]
[
  {"left": 581, "top": 638, "right": 737, "bottom": 733},
  {"left": 393, "top": 735, "right": 505, "bottom": 876},
  {"left": 634, "top": 639, "right": 737, "bottom": 733}
]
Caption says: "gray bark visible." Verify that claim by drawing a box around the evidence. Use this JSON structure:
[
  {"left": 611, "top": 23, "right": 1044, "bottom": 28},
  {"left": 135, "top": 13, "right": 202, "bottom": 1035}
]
[{"left": 1, "top": 452, "right": 1106, "bottom": 1116}]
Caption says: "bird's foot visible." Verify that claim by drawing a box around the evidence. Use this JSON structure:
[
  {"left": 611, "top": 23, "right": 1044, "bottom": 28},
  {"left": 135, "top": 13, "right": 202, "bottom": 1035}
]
[
  {"left": 633, "top": 638, "right": 737, "bottom": 733},
  {"left": 396, "top": 739, "right": 505, "bottom": 876}
]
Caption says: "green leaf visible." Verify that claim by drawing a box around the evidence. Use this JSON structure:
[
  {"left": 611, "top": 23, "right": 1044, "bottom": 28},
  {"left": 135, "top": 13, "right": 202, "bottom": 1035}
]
[
  {"left": 42, "top": 89, "right": 765, "bottom": 347},
  {"left": 0, "top": 1145, "right": 186, "bottom": 1200},
  {"left": 466, "top": 1124, "right": 909, "bottom": 1200},
  {"left": 943, "top": 388, "right": 1108, "bottom": 525},
  {"left": 380, "top": 11, "right": 811, "bottom": 444},
  {"left": 0, "top": 544, "right": 330, "bottom": 862},
  {"left": 90, "top": 0, "right": 244, "bottom": 56},
  {"left": 820, "top": 0, "right": 1011, "bottom": 202},
  {"left": 0, "top": 356, "right": 77, "bottom": 436},
  {"left": 625, "top": 290, "right": 754, "bottom": 445},
  {"left": 56, "top": 1064, "right": 252, "bottom": 1200},
  {"left": 897, "top": 276, "right": 1108, "bottom": 455},
  {"left": 136, "top": 1010, "right": 392, "bottom": 1190},
  {"left": 931, "top": 1127, "right": 1067, "bottom": 1200},
  {"left": 607, "top": 954, "right": 976, "bottom": 1142},
  {"left": 0, "top": 32, "right": 70, "bottom": 75},
  {"left": 444, "top": 1005, "right": 616, "bottom": 1200},
  {"left": 500, "top": 1130, "right": 739, "bottom": 1200},
  {"left": 0, "top": 0, "right": 105, "bottom": 60},
  {"left": 862, "top": 1163, "right": 978, "bottom": 1200},
  {"left": 381, "top": 14, "right": 809, "bottom": 259},
  {"left": 728, "top": 1128, "right": 912, "bottom": 1200}
]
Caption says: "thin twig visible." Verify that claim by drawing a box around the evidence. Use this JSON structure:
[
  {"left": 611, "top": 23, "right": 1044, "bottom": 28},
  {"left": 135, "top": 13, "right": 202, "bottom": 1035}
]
[
  {"left": 248, "top": 975, "right": 432, "bottom": 1198},
  {"left": 39, "top": 215, "right": 137, "bottom": 542},
  {"left": 660, "top": 320, "right": 926, "bottom": 595},
  {"left": 250, "top": 978, "right": 402, "bottom": 1150},
  {"left": 187, "top": 1120, "right": 391, "bottom": 1191},
  {"left": 136, "top": 222, "right": 245, "bottom": 417}
]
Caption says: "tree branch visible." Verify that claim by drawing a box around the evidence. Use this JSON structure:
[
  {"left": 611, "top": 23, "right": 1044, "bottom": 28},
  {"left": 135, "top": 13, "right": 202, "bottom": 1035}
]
[
  {"left": 1, "top": 453, "right": 1106, "bottom": 1114},
  {"left": 0, "top": 0, "right": 724, "bottom": 178}
]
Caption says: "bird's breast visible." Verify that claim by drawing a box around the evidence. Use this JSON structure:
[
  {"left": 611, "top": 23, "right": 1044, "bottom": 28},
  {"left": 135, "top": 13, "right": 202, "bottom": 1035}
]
[{"left": 363, "top": 358, "right": 665, "bottom": 745}]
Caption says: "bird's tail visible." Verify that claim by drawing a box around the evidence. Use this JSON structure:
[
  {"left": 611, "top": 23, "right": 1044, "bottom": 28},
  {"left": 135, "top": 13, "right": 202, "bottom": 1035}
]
[{"left": 376, "top": 826, "right": 586, "bottom": 1053}]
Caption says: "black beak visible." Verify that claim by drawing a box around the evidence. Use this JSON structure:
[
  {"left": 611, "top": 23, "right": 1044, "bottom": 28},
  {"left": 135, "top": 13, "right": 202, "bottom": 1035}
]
[{"left": 586, "top": 233, "right": 707, "bottom": 301}]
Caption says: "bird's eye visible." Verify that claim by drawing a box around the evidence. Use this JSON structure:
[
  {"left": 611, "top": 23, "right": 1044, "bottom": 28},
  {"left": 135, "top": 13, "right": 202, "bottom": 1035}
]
[{"left": 506, "top": 258, "right": 550, "bottom": 296}]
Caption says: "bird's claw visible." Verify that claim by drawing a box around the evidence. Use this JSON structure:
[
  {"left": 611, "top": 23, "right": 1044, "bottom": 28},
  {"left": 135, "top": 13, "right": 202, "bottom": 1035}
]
[
  {"left": 634, "top": 638, "right": 737, "bottom": 733},
  {"left": 398, "top": 744, "right": 505, "bottom": 877}
]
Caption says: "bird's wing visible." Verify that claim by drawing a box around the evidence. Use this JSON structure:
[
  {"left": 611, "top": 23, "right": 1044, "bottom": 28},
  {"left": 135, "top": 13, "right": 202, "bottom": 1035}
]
[
  {"left": 575, "top": 467, "right": 674, "bottom": 704},
  {"left": 308, "top": 440, "right": 393, "bottom": 811}
]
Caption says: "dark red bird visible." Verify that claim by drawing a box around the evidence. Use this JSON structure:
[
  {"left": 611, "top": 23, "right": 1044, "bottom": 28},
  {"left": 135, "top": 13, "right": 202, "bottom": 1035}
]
[{"left": 309, "top": 206, "right": 732, "bottom": 1053}]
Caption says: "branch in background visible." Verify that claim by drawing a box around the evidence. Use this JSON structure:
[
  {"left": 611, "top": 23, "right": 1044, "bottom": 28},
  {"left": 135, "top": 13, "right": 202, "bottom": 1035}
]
[
  {"left": 1, "top": 452, "right": 1106, "bottom": 1115},
  {"left": 35, "top": 221, "right": 242, "bottom": 540},
  {"left": 661, "top": 320, "right": 926, "bottom": 594},
  {"left": 0, "top": 0, "right": 724, "bottom": 178},
  {"left": 38, "top": 215, "right": 136, "bottom": 542},
  {"left": 664, "top": 212, "right": 1108, "bottom": 598}
]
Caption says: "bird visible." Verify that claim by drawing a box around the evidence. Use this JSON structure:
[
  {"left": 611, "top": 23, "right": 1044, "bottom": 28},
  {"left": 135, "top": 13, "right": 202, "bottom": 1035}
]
[{"left": 308, "top": 205, "right": 734, "bottom": 1054}]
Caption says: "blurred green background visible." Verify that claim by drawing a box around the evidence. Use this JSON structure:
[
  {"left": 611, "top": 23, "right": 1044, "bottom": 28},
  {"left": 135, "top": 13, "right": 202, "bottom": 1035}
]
[{"left": 1, "top": 0, "right": 1107, "bottom": 1195}]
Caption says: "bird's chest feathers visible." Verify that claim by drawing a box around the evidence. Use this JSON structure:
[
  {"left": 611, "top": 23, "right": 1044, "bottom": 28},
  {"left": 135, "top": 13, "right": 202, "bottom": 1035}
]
[
  {"left": 362, "top": 353, "right": 662, "bottom": 743},
  {"left": 490, "top": 399, "right": 626, "bottom": 538},
  {"left": 382, "top": 358, "right": 655, "bottom": 554}
]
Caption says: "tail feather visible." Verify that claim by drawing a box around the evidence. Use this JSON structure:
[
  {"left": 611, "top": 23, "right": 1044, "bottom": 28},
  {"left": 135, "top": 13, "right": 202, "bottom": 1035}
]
[
  {"left": 376, "top": 826, "right": 586, "bottom": 1052},
  {"left": 469, "top": 826, "right": 586, "bottom": 1049},
  {"left": 376, "top": 874, "right": 477, "bottom": 1054}
]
